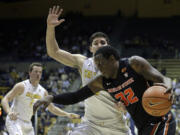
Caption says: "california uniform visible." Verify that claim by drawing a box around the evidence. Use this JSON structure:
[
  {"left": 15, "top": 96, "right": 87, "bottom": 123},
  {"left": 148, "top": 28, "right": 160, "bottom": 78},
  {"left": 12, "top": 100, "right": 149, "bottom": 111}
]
[
  {"left": 6, "top": 79, "right": 46, "bottom": 135},
  {"left": 68, "top": 58, "right": 131, "bottom": 135},
  {"left": 102, "top": 58, "right": 176, "bottom": 135}
]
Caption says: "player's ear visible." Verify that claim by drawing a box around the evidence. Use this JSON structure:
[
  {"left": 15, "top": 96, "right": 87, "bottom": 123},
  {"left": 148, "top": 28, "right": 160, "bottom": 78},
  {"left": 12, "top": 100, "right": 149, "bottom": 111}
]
[{"left": 28, "top": 71, "right": 31, "bottom": 76}]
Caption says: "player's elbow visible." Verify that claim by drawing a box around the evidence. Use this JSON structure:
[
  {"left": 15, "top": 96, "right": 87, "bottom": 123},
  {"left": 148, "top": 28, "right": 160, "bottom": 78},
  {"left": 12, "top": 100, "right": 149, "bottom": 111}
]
[
  {"left": 47, "top": 50, "right": 54, "bottom": 57},
  {"left": 47, "top": 50, "right": 59, "bottom": 60}
]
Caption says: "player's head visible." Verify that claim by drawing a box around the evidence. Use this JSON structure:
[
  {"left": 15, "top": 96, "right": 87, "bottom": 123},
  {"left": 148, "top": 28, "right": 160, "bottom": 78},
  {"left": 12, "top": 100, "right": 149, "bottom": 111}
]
[
  {"left": 89, "top": 32, "right": 110, "bottom": 55},
  {"left": 94, "top": 46, "right": 120, "bottom": 78},
  {"left": 29, "top": 62, "right": 43, "bottom": 82}
]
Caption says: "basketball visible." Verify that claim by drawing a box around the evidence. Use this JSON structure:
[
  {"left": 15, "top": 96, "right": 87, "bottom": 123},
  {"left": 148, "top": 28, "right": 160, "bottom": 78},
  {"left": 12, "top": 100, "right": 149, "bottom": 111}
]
[{"left": 142, "top": 85, "right": 172, "bottom": 117}]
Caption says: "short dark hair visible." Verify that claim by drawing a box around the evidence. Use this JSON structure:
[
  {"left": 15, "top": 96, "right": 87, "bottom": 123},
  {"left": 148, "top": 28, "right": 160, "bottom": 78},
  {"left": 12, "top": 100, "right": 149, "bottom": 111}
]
[
  {"left": 94, "top": 46, "right": 120, "bottom": 60},
  {"left": 89, "top": 32, "right": 110, "bottom": 45},
  {"left": 29, "top": 62, "right": 43, "bottom": 72}
]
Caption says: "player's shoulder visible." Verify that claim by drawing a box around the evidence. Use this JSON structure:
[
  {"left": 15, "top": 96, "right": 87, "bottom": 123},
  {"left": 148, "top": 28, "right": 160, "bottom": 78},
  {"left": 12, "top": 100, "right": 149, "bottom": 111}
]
[
  {"left": 82, "top": 57, "right": 94, "bottom": 66},
  {"left": 129, "top": 55, "right": 143, "bottom": 61},
  {"left": 38, "top": 84, "right": 46, "bottom": 90},
  {"left": 84, "top": 57, "right": 92, "bottom": 61},
  {"left": 15, "top": 81, "right": 25, "bottom": 89},
  {"left": 128, "top": 55, "right": 146, "bottom": 65},
  {"left": 12, "top": 81, "right": 25, "bottom": 94},
  {"left": 38, "top": 84, "right": 47, "bottom": 93},
  {"left": 73, "top": 54, "right": 87, "bottom": 70},
  {"left": 74, "top": 54, "right": 87, "bottom": 63}
]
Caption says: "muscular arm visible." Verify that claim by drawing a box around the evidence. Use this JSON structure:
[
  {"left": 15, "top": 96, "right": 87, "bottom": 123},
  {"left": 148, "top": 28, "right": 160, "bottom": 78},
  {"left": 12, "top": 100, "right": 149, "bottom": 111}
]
[
  {"left": 129, "top": 56, "right": 172, "bottom": 89},
  {"left": 34, "top": 76, "right": 109, "bottom": 112},
  {"left": 52, "top": 75, "right": 104, "bottom": 105},
  {"left": 46, "top": 26, "right": 86, "bottom": 69},
  {"left": 1, "top": 83, "right": 24, "bottom": 114},
  {"left": 43, "top": 91, "right": 79, "bottom": 118},
  {"left": 46, "top": 6, "right": 86, "bottom": 72}
]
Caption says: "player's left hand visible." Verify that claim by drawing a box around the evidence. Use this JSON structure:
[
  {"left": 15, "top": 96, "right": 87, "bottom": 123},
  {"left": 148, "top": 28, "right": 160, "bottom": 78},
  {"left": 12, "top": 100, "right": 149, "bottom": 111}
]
[
  {"left": 33, "top": 95, "right": 53, "bottom": 114},
  {"left": 67, "top": 113, "right": 80, "bottom": 119}
]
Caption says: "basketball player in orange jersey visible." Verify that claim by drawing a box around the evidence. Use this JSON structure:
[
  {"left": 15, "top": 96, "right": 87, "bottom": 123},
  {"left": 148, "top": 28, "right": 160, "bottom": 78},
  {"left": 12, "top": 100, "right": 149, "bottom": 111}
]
[
  {"left": 1, "top": 63, "right": 79, "bottom": 135},
  {"left": 34, "top": 46, "right": 176, "bottom": 135},
  {"left": 45, "top": 5, "right": 131, "bottom": 135}
]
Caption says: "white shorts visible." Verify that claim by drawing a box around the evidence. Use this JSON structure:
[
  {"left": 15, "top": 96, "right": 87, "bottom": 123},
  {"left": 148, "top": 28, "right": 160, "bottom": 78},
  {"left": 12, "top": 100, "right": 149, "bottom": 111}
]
[
  {"left": 67, "top": 120, "right": 131, "bottom": 135},
  {"left": 6, "top": 116, "right": 34, "bottom": 135}
]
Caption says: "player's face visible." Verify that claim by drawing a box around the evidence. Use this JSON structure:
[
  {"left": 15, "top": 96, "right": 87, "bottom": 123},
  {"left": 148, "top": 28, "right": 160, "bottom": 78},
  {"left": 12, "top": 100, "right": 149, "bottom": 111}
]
[
  {"left": 90, "top": 37, "right": 108, "bottom": 54},
  {"left": 29, "top": 66, "right": 42, "bottom": 82},
  {"left": 94, "top": 54, "right": 114, "bottom": 79}
]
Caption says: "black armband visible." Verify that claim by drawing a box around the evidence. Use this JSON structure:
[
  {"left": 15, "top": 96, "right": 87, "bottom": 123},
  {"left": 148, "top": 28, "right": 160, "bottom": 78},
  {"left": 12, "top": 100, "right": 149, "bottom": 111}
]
[{"left": 52, "top": 85, "right": 94, "bottom": 105}]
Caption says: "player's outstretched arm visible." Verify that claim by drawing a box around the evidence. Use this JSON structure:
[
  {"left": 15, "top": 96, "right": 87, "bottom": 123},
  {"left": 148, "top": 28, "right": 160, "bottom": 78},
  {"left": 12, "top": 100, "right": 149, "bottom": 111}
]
[
  {"left": 48, "top": 103, "right": 80, "bottom": 119},
  {"left": 46, "top": 5, "right": 86, "bottom": 70},
  {"left": 129, "top": 56, "right": 172, "bottom": 92},
  {"left": 44, "top": 91, "right": 80, "bottom": 119},
  {"left": 33, "top": 76, "right": 104, "bottom": 113}
]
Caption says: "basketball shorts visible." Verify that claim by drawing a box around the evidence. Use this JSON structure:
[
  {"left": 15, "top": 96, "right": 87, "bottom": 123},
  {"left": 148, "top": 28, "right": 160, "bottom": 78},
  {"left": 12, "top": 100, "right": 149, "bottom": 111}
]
[
  {"left": 6, "top": 116, "right": 34, "bottom": 135},
  {"left": 139, "top": 112, "right": 176, "bottom": 135},
  {"left": 67, "top": 120, "right": 131, "bottom": 135}
]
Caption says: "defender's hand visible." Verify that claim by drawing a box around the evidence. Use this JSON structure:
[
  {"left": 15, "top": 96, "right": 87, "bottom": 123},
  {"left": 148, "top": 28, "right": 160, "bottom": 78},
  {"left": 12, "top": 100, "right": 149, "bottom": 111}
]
[
  {"left": 8, "top": 111, "right": 19, "bottom": 120},
  {"left": 47, "top": 5, "right": 65, "bottom": 27},
  {"left": 33, "top": 95, "right": 53, "bottom": 114},
  {"left": 67, "top": 113, "right": 80, "bottom": 119},
  {"left": 114, "top": 101, "right": 127, "bottom": 113}
]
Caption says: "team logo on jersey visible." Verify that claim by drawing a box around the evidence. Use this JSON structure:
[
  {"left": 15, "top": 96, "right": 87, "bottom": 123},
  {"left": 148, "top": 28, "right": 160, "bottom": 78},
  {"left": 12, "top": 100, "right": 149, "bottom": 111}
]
[
  {"left": 108, "top": 77, "right": 134, "bottom": 93},
  {"left": 26, "top": 92, "right": 41, "bottom": 99},
  {"left": 84, "top": 70, "right": 96, "bottom": 79},
  {"left": 95, "top": 92, "right": 100, "bottom": 95}
]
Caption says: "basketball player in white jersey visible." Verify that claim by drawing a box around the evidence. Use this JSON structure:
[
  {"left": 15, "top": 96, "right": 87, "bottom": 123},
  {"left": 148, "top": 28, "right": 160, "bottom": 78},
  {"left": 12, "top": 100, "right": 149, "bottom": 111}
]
[
  {"left": 1, "top": 63, "right": 79, "bottom": 135},
  {"left": 45, "top": 5, "right": 130, "bottom": 135}
]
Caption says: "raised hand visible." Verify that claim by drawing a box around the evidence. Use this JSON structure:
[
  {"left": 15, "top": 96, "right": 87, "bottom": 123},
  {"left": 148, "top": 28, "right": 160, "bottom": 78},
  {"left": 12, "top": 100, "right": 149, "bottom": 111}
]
[
  {"left": 33, "top": 95, "right": 53, "bottom": 114},
  {"left": 47, "top": 5, "right": 65, "bottom": 27}
]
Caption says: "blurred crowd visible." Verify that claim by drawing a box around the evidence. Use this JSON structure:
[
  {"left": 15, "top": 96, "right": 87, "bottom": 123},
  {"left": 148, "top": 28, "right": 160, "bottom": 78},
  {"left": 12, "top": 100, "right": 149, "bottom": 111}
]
[{"left": 0, "top": 16, "right": 180, "bottom": 62}]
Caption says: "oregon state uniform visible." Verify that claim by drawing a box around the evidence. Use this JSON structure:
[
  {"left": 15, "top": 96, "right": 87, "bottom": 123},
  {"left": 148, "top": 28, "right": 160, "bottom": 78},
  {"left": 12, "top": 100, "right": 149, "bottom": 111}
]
[
  {"left": 6, "top": 79, "right": 46, "bottom": 135},
  {"left": 103, "top": 58, "right": 176, "bottom": 135},
  {"left": 68, "top": 58, "right": 131, "bottom": 135}
]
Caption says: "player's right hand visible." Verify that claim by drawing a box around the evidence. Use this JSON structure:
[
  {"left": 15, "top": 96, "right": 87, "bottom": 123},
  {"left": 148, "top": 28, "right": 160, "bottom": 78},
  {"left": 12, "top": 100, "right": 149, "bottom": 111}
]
[
  {"left": 47, "top": 5, "right": 65, "bottom": 27},
  {"left": 8, "top": 111, "right": 19, "bottom": 120},
  {"left": 114, "top": 101, "right": 127, "bottom": 113},
  {"left": 33, "top": 95, "right": 53, "bottom": 114}
]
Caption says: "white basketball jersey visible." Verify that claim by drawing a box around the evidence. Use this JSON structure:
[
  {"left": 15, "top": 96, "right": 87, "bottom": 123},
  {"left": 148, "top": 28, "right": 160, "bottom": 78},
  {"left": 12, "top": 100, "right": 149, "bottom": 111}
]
[
  {"left": 81, "top": 58, "right": 127, "bottom": 128},
  {"left": 10, "top": 79, "right": 46, "bottom": 121}
]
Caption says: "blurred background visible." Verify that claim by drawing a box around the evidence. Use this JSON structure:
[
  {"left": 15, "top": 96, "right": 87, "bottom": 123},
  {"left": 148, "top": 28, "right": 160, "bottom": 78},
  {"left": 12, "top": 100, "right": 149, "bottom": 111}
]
[{"left": 0, "top": 0, "right": 180, "bottom": 134}]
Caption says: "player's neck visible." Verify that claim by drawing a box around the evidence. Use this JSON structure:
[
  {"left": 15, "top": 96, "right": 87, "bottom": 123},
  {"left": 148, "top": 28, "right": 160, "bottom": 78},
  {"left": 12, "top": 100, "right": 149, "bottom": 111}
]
[
  {"left": 112, "top": 61, "right": 119, "bottom": 79},
  {"left": 29, "top": 79, "right": 39, "bottom": 87}
]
